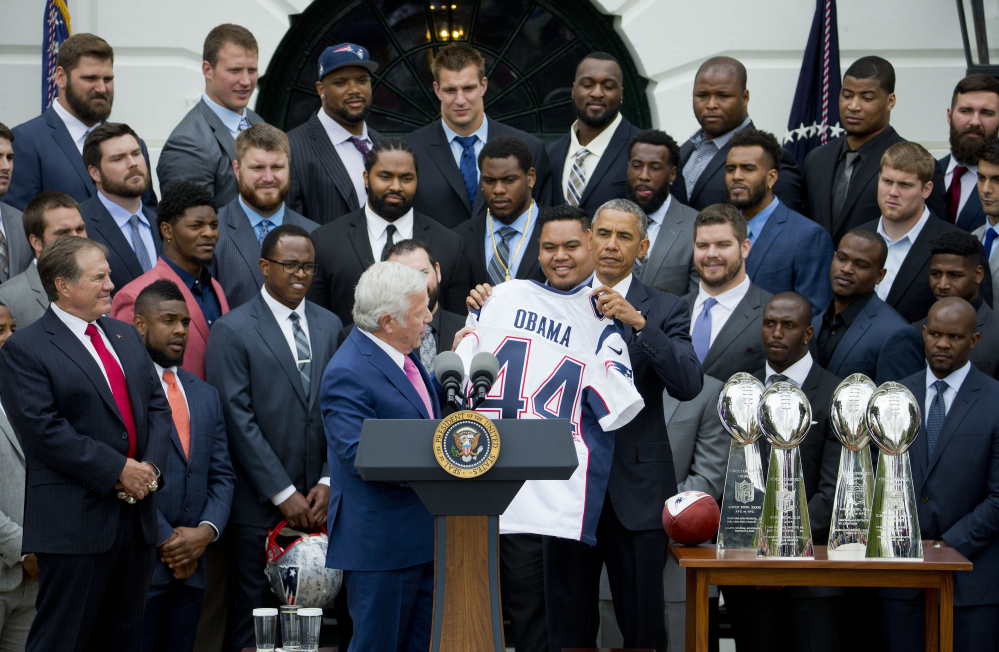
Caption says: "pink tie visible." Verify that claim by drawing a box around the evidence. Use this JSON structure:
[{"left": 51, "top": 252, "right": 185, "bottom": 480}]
[{"left": 403, "top": 356, "right": 434, "bottom": 418}]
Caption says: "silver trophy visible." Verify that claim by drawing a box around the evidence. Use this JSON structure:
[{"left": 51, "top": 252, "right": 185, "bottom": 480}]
[
  {"left": 716, "top": 373, "right": 767, "bottom": 549},
  {"left": 756, "top": 381, "right": 814, "bottom": 558},
  {"left": 865, "top": 382, "right": 923, "bottom": 559},
  {"left": 827, "top": 374, "right": 877, "bottom": 559}
]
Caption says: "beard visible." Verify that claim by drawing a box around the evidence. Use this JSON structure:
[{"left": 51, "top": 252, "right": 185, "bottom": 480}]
[
  {"left": 240, "top": 176, "right": 290, "bottom": 212},
  {"left": 573, "top": 99, "right": 618, "bottom": 130},
  {"left": 728, "top": 179, "right": 768, "bottom": 210},
  {"left": 701, "top": 257, "right": 744, "bottom": 290},
  {"left": 950, "top": 121, "right": 999, "bottom": 164},
  {"left": 65, "top": 76, "right": 113, "bottom": 123},
  {"left": 427, "top": 280, "right": 440, "bottom": 314},
  {"left": 626, "top": 182, "right": 671, "bottom": 215},
  {"left": 327, "top": 96, "right": 370, "bottom": 125},
  {"left": 99, "top": 167, "right": 149, "bottom": 198},
  {"left": 367, "top": 189, "right": 413, "bottom": 221},
  {"left": 144, "top": 338, "right": 184, "bottom": 369}
]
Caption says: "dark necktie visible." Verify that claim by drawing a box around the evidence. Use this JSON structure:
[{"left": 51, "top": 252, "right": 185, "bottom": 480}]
[
  {"left": 926, "top": 379, "right": 948, "bottom": 460},
  {"left": 831, "top": 150, "right": 859, "bottom": 219},
  {"left": 984, "top": 227, "right": 998, "bottom": 260},
  {"left": 0, "top": 227, "right": 8, "bottom": 281},
  {"left": 488, "top": 226, "right": 516, "bottom": 285},
  {"left": 130, "top": 214, "right": 153, "bottom": 273},
  {"left": 289, "top": 312, "right": 312, "bottom": 397},
  {"left": 946, "top": 165, "right": 968, "bottom": 224},
  {"left": 381, "top": 224, "right": 397, "bottom": 262},
  {"left": 454, "top": 135, "right": 479, "bottom": 206},
  {"left": 85, "top": 324, "right": 136, "bottom": 458},
  {"left": 766, "top": 373, "right": 791, "bottom": 388},
  {"left": 349, "top": 136, "right": 370, "bottom": 161}
]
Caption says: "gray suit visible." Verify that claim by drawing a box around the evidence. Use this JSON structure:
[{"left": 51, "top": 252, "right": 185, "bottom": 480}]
[
  {"left": 156, "top": 99, "right": 263, "bottom": 207},
  {"left": 972, "top": 222, "right": 999, "bottom": 307},
  {"left": 637, "top": 197, "right": 700, "bottom": 296},
  {"left": 0, "top": 405, "right": 37, "bottom": 648},
  {"left": 0, "top": 202, "right": 33, "bottom": 283},
  {"left": 0, "top": 263, "right": 48, "bottom": 328},
  {"left": 684, "top": 282, "right": 772, "bottom": 382}
]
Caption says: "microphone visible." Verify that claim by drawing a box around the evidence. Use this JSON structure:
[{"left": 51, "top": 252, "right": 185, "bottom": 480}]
[
  {"left": 434, "top": 351, "right": 467, "bottom": 411},
  {"left": 469, "top": 352, "right": 500, "bottom": 409}
]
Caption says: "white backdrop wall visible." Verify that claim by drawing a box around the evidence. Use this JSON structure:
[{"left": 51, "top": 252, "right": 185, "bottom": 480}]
[{"left": 0, "top": 0, "right": 970, "bottom": 196}]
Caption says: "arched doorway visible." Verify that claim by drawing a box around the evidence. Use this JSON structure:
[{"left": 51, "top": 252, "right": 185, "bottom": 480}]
[{"left": 257, "top": 0, "right": 651, "bottom": 141}]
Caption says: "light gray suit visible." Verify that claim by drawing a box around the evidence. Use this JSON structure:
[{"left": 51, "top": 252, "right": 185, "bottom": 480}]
[
  {"left": 156, "top": 99, "right": 263, "bottom": 207},
  {"left": 972, "top": 222, "right": 999, "bottom": 307},
  {"left": 684, "top": 281, "right": 772, "bottom": 383},
  {"left": 637, "top": 197, "right": 700, "bottom": 296},
  {"left": 0, "top": 202, "right": 33, "bottom": 283},
  {"left": 0, "top": 263, "right": 47, "bottom": 328}
]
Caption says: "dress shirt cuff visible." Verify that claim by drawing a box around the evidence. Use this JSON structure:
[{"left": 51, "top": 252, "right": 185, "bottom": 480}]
[
  {"left": 199, "top": 521, "right": 220, "bottom": 542},
  {"left": 271, "top": 485, "right": 296, "bottom": 506},
  {"left": 19, "top": 555, "right": 26, "bottom": 563},
  {"left": 318, "top": 477, "right": 330, "bottom": 487}
]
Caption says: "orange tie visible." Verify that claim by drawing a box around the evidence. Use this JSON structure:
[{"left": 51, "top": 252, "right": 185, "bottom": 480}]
[{"left": 163, "top": 370, "right": 191, "bottom": 460}]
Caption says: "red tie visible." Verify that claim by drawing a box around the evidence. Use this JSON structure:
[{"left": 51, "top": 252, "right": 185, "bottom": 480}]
[
  {"left": 946, "top": 165, "right": 967, "bottom": 224},
  {"left": 85, "top": 324, "right": 137, "bottom": 458}
]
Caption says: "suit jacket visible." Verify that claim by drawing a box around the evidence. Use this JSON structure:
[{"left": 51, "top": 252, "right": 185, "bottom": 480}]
[
  {"left": 0, "top": 202, "right": 33, "bottom": 282},
  {"left": 811, "top": 294, "right": 924, "bottom": 384},
  {"left": 212, "top": 199, "right": 319, "bottom": 309},
  {"left": 972, "top": 221, "right": 999, "bottom": 307},
  {"left": 938, "top": 154, "right": 987, "bottom": 232},
  {"left": 0, "top": 263, "right": 48, "bottom": 328},
  {"left": 914, "top": 299, "right": 999, "bottom": 381},
  {"left": 605, "top": 281, "right": 703, "bottom": 531},
  {"left": 110, "top": 257, "right": 231, "bottom": 380},
  {"left": 157, "top": 99, "right": 263, "bottom": 207},
  {"left": 636, "top": 197, "right": 700, "bottom": 296},
  {"left": 321, "top": 327, "right": 438, "bottom": 571},
  {"left": 746, "top": 200, "right": 835, "bottom": 315},
  {"left": 6, "top": 106, "right": 158, "bottom": 211},
  {"left": 860, "top": 214, "right": 994, "bottom": 323},
  {"left": 671, "top": 120, "right": 803, "bottom": 212},
  {"left": 205, "top": 293, "right": 340, "bottom": 527},
  {"left": 0, "top": 407, "right": 26, "bottom": 592},
  {"left": 546, "top": 116, "right": 640, "bottom": 213},
  {"left": 802, "top": 126, "right": 947, "bottom": 244},
  {"left": 890, "top": 366, "right": 999, "bottom": 606},
  {"left": 308, "top": 207, "right": 469, "bottom": 325},
  {"left": 150, "top": 368, "right": 234, "bottom": 589},
  {"left": 339, "top": 308, "right": 466, "bottom": 355},
  {"left": 684, "top": 282, "right": 772, "bottom": 382},
  {"left": 79, "top": 195, "right": 163, "bottom": 297},
  {"left": 286, "top": 114, "right": 383, "bottom": 225},
  {"left": 454, "top": 210, "right": 545, "bottom": 293},
  {"left": 405, "top": 116, "right": 555, "bottom": 229},
  {"left": 0, "top": 309, "right": 171, "bottom": 554}
]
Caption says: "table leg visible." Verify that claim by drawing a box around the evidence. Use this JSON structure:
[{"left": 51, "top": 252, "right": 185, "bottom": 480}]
[
  {"left": 939, "top": 572, "right": 954, "bottom": 652},
  {"left": 925, "top": 587, "right": 938, "bottom": 652},
  {"left": 685, "top": 569, "right": 696, "bottom": 652},
  {"left": 687, "top": 570, "right": 709, "bottom": 652}
]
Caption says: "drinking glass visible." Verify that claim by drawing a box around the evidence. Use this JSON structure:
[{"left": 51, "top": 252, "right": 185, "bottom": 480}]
[{"left": 253, "top": 608, "right": 278, "bottom": 651}]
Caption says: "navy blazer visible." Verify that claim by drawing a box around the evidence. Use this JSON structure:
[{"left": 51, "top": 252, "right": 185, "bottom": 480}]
[
  {"left": 938, "top": 154, "right": 986, "bottom": 233},
  {"left": 6, "top": 105, "right": 157, "bottom": 211},
  {"left": 745, "top": 199, "right": 834, "bottom": 315},
  {"left": 321, "top": 327, "right": 438, "bottom": 571},
  {"left": 887, "top": 366, "right": 999, "bottom": 606},
  {"left": 79, "top": 195, "right": 163, "bottom": 298},
  {"left": 811, "top": 294, "right": 923, "bottom": 384},
  {"left": 0, "top": 309, "right": 171, "bottom": 554},
  {"left": 546, "top": 116, "right": 639, "bottom": 214},
  {"left": 151, "top": 368, "right": 234, "bottom": 589}
]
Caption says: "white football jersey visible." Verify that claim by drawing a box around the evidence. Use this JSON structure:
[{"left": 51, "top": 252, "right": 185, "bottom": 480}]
[{"left": 456, "top": 279, "right": 644, "bottom": 543}]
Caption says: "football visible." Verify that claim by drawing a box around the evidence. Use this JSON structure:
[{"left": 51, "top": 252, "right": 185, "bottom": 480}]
[{"left": 662, "top": 491, "right": 720, "bottom": 545}]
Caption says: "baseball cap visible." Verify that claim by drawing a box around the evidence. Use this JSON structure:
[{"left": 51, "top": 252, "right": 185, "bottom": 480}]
[{"left": 318, "top": 43, "right": 379, "bottom": 80}]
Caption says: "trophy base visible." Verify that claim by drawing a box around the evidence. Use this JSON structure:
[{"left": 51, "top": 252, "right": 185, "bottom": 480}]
[
  {"left": 827, "top": 543, "right": 867, "bottom": 560},
  {"left": 758, "top": 555, "right": 814, "bottom": 560}
]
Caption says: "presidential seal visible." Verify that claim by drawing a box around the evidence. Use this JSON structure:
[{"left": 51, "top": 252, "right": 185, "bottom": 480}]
[{"left": 433, "top": 410, "right": 501, "bottom": 478}]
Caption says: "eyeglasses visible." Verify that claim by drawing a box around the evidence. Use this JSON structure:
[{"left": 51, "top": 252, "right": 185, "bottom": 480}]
[{"left": 263, "top": 258, "right": 318, "bottom": 275}]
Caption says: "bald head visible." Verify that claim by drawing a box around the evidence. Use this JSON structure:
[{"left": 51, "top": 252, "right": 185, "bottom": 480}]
[
  {"left": 761, "top": 292, "right": 814, "bottom": 372},
  {"left": 695, "top": 57, "right": 747, "bottom": 91},
  {"left": 692, "top": 57, "right": 749, "bottom": 138},
  {"left": 923, "top": 297, "right": 979, "bottom": 379}
]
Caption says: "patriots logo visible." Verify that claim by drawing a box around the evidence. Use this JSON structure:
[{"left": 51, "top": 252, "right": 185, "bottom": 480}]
[
  {"left": 334, "top": 44, "right": 364, "bottom": 59},
  {"left": 605, "top": 360, "right": 633, "bottom": 381},
  {"left": 279, "top": 565, "right": 300, "bottom": 605}
]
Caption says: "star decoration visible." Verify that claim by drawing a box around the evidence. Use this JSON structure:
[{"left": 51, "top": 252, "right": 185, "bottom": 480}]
[
  {"left": 829, "top": 122, "right": 845, "bottom": 138},
  {"left": 794, "top": 123, "right": 811, "bottom": 141},
  {"left": 782, "top": 130, "right": 796, "bottom": 145}
]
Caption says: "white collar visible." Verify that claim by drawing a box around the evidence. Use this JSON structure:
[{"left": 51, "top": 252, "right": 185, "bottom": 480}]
[
  {"left": 260, "top": 286, "right": 306, "bottom": 324},
  {"left": 766, "top": 351, "right": 813, "bottom": 388},
  {"left": 50, "top": 301, "right": 99, "bottom": 335},
  {"left": 925, "top": 360, "right": 973, "bottom": 394},
  {"left": 696, "top": 274, "right": 751, "bottom": 311},
  {"left": 591, "top": 273, "right": 633, "bottom": 297},
  {"left": 877, "top": 206, "right": 931, "bottom": 245},
  {"left": 52, "top": 98, "right": 96, "bottom": 145},
  {"left": 359, "top": 327, "right": 406, "bottom": 369},
  {"left": 201, "top": 93, "right": 247, "bottom": 135},
  {"left": 153, "top": 362, "right": 180, "bottom": 382},
  {"left": 646, "top": 194, "right": 672, "bottom": 225},
  {"left": 946, "top": 155, "right": 977, "bottom": 175},
  {"left": 317, "top": 108, "right": 369, "bottom": 146},
  {"left": 569, "top": 112, "right": 622, "bottom": 158},
  {"left": 365, "top": 203, "right": 414, "bottom": 239}
]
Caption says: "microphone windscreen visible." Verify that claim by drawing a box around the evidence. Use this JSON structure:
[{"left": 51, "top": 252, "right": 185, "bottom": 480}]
[
  {"left": 434, "top": 351, "right": 466, "bottom": 384},
  {"left": 470, "top": 352, "right": 500, "bottom": 384}
]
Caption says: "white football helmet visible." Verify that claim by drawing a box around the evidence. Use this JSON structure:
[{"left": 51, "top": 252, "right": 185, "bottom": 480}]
[{"left": 265, "top": 522, "right": 342, "bottom": 608}]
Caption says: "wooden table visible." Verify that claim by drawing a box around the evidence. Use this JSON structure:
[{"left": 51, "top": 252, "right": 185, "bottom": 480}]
[{"left": 669, "top": 543, "right": 972, "bottom": 652}]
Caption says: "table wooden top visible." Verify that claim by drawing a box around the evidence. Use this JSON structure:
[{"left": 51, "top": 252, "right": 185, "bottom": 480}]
[{"left": 668, "top": 543, "right": 972, "bottom": 571}]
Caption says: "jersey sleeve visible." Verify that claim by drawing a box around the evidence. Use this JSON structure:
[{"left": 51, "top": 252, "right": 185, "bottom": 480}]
[
  {"left": 585, "top": 323, "right": 645, "bottom": 431},
  {"left": 455, "top": 303, "right": 483, "bottom": 376}
]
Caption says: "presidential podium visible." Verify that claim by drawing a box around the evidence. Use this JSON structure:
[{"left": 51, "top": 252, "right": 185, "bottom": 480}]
[{"left": 356, "top": 418, "right": 576, "bottom": 652}]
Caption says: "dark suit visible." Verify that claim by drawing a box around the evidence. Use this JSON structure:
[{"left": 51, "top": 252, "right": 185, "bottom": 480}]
[
  {"left": 746, "top": 200, "right": 835, "bottom": 314},
  {"left": 0, "top": 309, "right": 171, "bottom": 652},
  {"left": 308, "top": 207, "right": 469, "bottom": 324},
  {"left": 211, "top": 199, "right": 319, "bottom": 309},
  {"left": 455, "top": 210, "right": 545, "bottom": 292},
  {"left": 547, "top": 116, "right": 639, "bottom": 213},
  {"left": 684, "top": 281, "right": 772, "bottom": 382},
  {"left": 671, "top": 120, "right": 803, "bottom": 212},
  {"left": 286, "top": 114, "right": 382, "bottom": 226},
  {"left": 938, "top": 154, "right": 987, "bottom": 232},
  {"left": 6, "top": 106, "right": 158, "bottom": 211},
  {"left": 914, "top": 298, "right": 999, "bottom": 380},
  {"left": 802, "top": 126, "right": 946, "bottom": 244},
  {"left": 79, "top": 196, "right": 163, "bottom": 298},
  {"left": 545, "top": 279, "right": 703, "bottom": 652},
  {"left": 405, "top": 116, "right": 555, "bottom": 228},
  {"left": 0, "top": 201, "right": 34, "bottom": 282},
  {"left": 811, "top": 294, "right": 923, "bottom": 384},
  {"left": 204, "top": 293, "right": 340, "bottom": 652},
  {"left": 321, "top": 328, "right": 437, "bottom": 651},
  {"left": 142, "top": 369, "right": 234, "bottom": 652},
  {"left": 882, "top": 365, "right": 999, "bottom": 651}
]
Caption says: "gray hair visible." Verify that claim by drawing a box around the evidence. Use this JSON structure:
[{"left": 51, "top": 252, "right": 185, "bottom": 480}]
[
  {"left": 38, "top": 236, "right": 108, "bottom": 302},
  {"left": 352, "top": 261, "right": 427, "bottom": 332},
  {"left": 592, "top": 198, "right": 648, "bottom": 240}
]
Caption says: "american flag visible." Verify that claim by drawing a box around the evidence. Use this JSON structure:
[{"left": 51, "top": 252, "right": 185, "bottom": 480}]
[{"left": 43, "top": 0, "right": 71, "bottom": 113}]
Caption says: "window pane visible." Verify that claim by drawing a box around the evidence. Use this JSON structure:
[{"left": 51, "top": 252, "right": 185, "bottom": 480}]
[
  {"left": 506, "top": 8, "right": 574, "bottom": 73},
  {"left": 499, "top": 114, "right": 537, "bottom": 132},
  {"left": 286, "top": 92, "right": 322, "bottom": 132},
  {"left": 410, "top": 49, "right": 437, "bottom": 88},
  {"left": 528, "top": 42, "right": 587, "bottom": 106},
  {"left": 297, "top": 39, "right": 332, "bottom": 88},
  {"left": 540, "top": 103, "right": 575, "bottom": 133},
  {"left": 374, "top": 0, "right": 432, "bottom": 50},
  {"left": 369, "top": 110, "right": 428, "bottom": 133},
  {"left": 431, "top": 2, "right": 472, "bottom": 42},
  {"left": 382, "top": 61, "right": 436, "bottom": 116},
  {"left": 326, "top": 5, "right": 399, "bottom": 70},
  {"left": 472, "top": 0, "right": 531, "bottom": 50},
  {"left": 373, "top": 83, "right": 434, "bottom": 123}
]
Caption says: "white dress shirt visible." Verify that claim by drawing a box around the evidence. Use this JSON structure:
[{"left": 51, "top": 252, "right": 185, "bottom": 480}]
[
  {"left": 590, "top": 271, "right": 633, "bottom": 298},
  {"left": 259, "top": 289, "right": 329, "bottom": 505},
  {"left": 876, "top": 207, "right": 930, "bottom": 301},
  {"left": 97, "top": 191, "right": 156, "bottom": 262},
  {"left": 765, "top": 351, "right": 813, "bottom": 388},
  {"left": 52, "top": 99, "right": 95, "bottom": 154},
  {"left": 924, "top": 360, "right": 972, "bottom": 424},
  {"left": 51, "top": 302, "right": 122, "bottom": 388},
  {"left": 689, "top": 275, "right": 751, "bottom": 348},
  {"left": 360, "top": 328, "right": 406, "bottom": 369},
  {"left": 561, "top": 112, "right": 622, "bottom": 199},
  {"left": 644, "top": 194, "right": 671, "bottom": 254},
  {"left": 944, "top": 157, "right": 978, "bottom": 219},
  {"left": 366, "top": 203, "right": 414, "bottom": 262},
  {"left": 201, "top": 93, "right": 248, "bottom": 140},
  {"left": 317, "top": 109, "right": 370, "bottom": 206}
]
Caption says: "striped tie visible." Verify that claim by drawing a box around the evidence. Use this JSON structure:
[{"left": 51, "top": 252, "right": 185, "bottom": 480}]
[
  {"left": 130, "top": 214, "right": 153, "bottom": 272},
  {"left": 567, "top": 148, "right": 591, "bottom": 207},
  {"left": 488, "top": 226, "right": 516, "bottom": 285},
  {"left": 289, "top": 312, "right": 312, "bottom": 397}
]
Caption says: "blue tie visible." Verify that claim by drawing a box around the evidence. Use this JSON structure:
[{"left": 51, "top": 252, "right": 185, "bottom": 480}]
[
  {"left": 926, "top": 379, "right": 948, "bottom": 461},
  {"left": 691, "top": 297, "right": 717, "bottom": 363},
  {"left": 258, "top": 219, "right": 272, "bottom": 246},
  {"left": 984, "top": 227, "right": 998, "bottom": 260},
  {"left": 454, "top": 135, "right": 479, "bottom": 206},
  {"left": 238, "top": 115, "right": 251, "bottom": 132}
]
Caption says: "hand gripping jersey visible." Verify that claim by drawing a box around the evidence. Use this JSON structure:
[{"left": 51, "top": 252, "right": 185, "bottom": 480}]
[{"left": 456, "top": 280, "right": 644, "bottom": 543}]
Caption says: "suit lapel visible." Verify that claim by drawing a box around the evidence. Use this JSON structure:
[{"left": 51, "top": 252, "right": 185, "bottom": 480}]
[
  {"left": 45, "top": 311, "right": 123, "bottom": 424},
  {"left": 224, "top": 201, "right": 265, "bottom": 287},
  {"left": 909, "top": 374, "right": 929, "bottom": 482},
  {"left": 702, "top": 285, "right": 761, "bottom": 370},
  {"left": 958, "top": 187, "right": 982, "bottom": 231},
  {"left": 745, "top": 203, "right": 784, "bottom": 278},
  {"left": 0, "top": 409, "right": 22, "bottom": 460},
  {"left": 623, "top": 282, "right": 650, "bottom": 345},
  {"left": 549, "top": 135, "right": 570, "bottom": 196},
  {"left": 466, "top": 218, "right": 489, "bottom": 283},
  {"left": 886, "top": 218, "right": 937, "bottom": 305},
  {"left": 427, "top": 121, "right": 472, "bottom": 212},
  {"left": 158, "top": 261, "right": 211, "bottom": 343},
  {"left": 101, "top": 317, "right": 148, "bottom": 448},
  {"left": 178, "top": 373, "right": 201, "bottom": 465},
  {"left": 306, "top": 115, "right": 359, "bottom": 210},
  {"left": 836, "top": 127, "right": 897, "bottom": 230},
  {"left": 44, "top": 107, "right": 94, "bottom": 194},
  {"left": 643, "top": 198, "right": 686, "bottom": 280},
  {"left": 515, "top": 208, "right": 542, "bottom": 279},
  {"left": 355, "top": 331, "right": 432, "bottom": 418},
  {"left": 348, "top": 213, "right": 376, "bottom": 269},
  {"left": 689, "top": 142, "right": 728, "bottom": 205},
  {"left": 27, "top": 265, "right": 49, "bottom": 311},
  {"left": 827, "top": 299, "right": 876, "bottom": 372},
  {"left": 196, "top": 101, "right": 237, "bottom": 163},
  {"left": 147, "top": 205, "right": 163, "bottom": 257},
  {"left": 89, "top": 200, "right": 144, "bottom": 279},
  {"left": 251, "top": 294, "right": 308, "bottom": 406},
  {"left": 305, "top": 302, "right": 328, "bottom": 408},
  {"left": 578, "top": 118, "right": 630, "bottom": 205},
  {"left": 925, "top": 369, "right": 981, "bottom": 480}
]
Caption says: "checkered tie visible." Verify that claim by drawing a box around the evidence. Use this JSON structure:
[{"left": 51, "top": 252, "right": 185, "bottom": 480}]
[
  {"left": 567, "top": 149, "right": 591, "bottom": 207},
  {"left": 418, "top": 327, "right": 436, "bottom": 374},
  {"left": 129, "top": 214, "right": 153, "bottom": 272},
  {"left": 926, "top": 380, "right": 948, "bottom": 460},
  {"left": 488, "top": 226, "right": 516, "bottom": 285},
  {"left": 258, "top": 219, "right": 272, "bottom": 246},
  {"left": 238, "top": 116, "right": 251, "bottom": 132},
  {"left": 289, "top": 312, "right": 312, "bottom": 397}
]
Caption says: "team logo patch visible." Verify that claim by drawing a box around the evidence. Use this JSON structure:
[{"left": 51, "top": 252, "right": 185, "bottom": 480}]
[
  {"left": 277, "top": 565, "right": 300, "bottom": 605},
  {"left": 433, "top": 411, "right": 501, "bottom": 478},
  {"left": 334, "top": 44, "right": 364, "bottom": 59}
]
